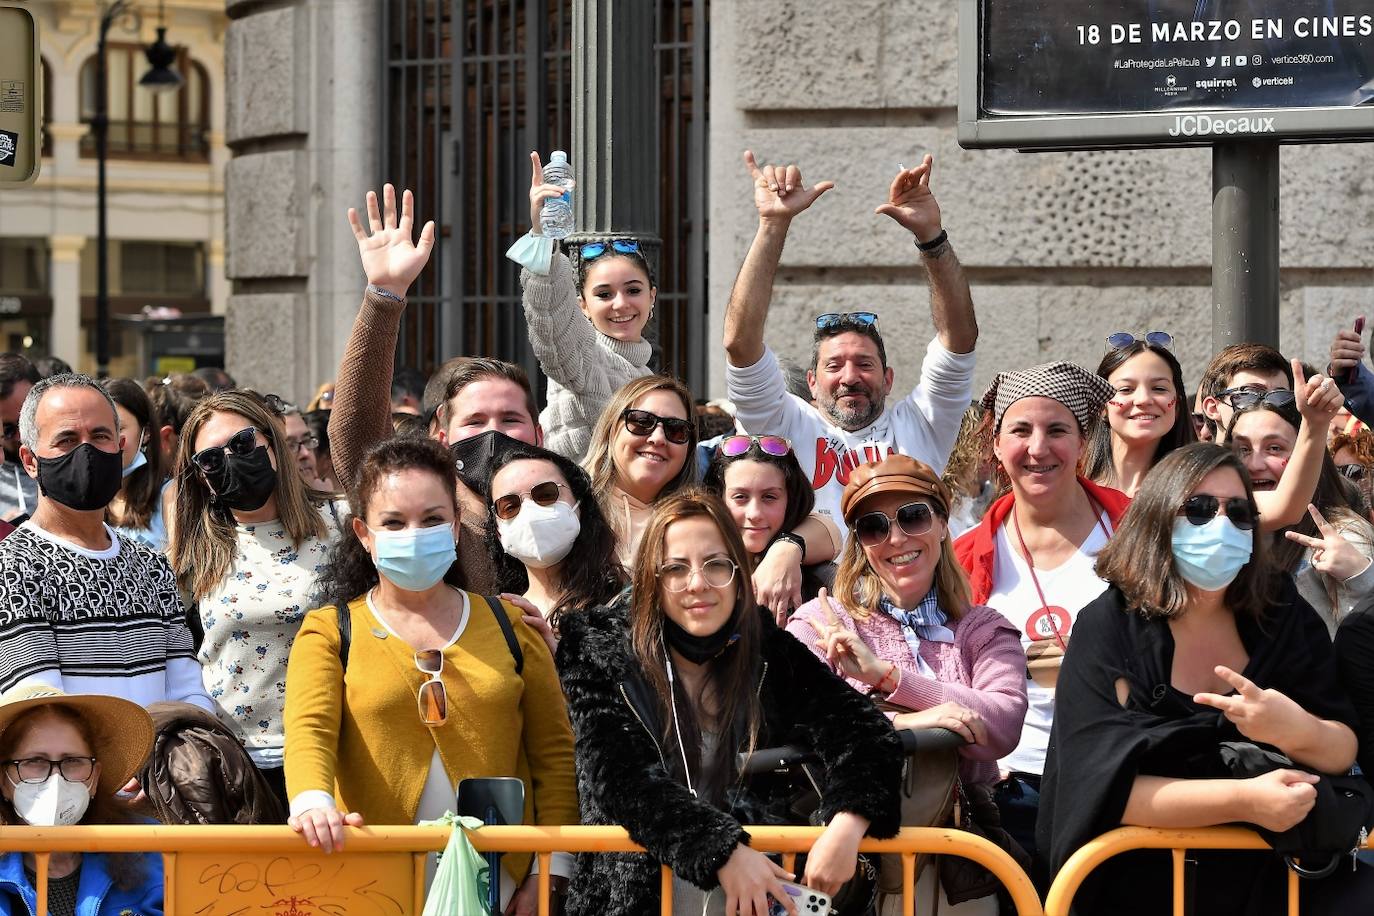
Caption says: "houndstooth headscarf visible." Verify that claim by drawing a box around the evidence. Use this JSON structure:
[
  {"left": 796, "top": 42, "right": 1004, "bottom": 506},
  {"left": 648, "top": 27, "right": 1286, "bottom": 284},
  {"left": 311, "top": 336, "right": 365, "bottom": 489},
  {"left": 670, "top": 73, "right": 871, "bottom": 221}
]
[{"left": 980, "top": 361, "right": 1115, "bottom": 432}]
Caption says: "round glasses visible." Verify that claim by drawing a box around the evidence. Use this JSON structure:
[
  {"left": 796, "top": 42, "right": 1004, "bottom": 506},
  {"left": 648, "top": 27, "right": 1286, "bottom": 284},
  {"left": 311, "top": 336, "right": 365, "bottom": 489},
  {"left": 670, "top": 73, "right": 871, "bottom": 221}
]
[
  {"left": 853, "top": 502, "right": 935, "bottom": 547},
  {"left": 3, "top": 755, "right": 97, "bottom": 785},
  {"left": 657, "top": 558, "right": 738, "bottom": 592},
  {"left": 621, "top": 408, "right": 692, "bottom": 445},
  {"left": 1178, "top": 494, "right": 1258, "bottom": 531},
  {"left": 718, "top": 435, "right": 791, "bottom": 458},
  {"left": 492, "top": 480, "right": 567, "bottom": 520},
  {"left": 191, "top": 426, "right": 261, "bottom": 476}
]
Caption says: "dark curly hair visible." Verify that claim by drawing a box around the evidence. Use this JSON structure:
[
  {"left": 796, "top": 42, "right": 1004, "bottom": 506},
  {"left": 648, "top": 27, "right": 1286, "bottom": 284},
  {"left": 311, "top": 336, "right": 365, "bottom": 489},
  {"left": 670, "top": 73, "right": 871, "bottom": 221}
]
[
  {"left": 314, "top": 437, "right": 464, "bottom": 607},
  {"left": 485, "top": 441, "right": 626, "bottom": 626},
  {"left": 701, "top": 437, "right": 815, "bottom": 554}
]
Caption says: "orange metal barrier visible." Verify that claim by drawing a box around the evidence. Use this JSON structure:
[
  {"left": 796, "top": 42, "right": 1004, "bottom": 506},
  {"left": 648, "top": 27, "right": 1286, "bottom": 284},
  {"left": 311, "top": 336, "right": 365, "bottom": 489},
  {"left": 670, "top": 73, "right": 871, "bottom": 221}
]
[
  {"left": 0, "top": 824, "right": 1044, "bottom": 916},
  {"left": 1044, "top": 826, "right": 1374, "bottom": 916}
]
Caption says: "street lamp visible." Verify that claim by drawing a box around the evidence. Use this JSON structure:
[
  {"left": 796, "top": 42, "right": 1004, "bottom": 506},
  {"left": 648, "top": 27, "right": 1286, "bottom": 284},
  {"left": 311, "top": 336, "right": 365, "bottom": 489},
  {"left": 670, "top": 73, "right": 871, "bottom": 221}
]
[{"left": 93, "top": 1, "right": 180, "bottom": 377}]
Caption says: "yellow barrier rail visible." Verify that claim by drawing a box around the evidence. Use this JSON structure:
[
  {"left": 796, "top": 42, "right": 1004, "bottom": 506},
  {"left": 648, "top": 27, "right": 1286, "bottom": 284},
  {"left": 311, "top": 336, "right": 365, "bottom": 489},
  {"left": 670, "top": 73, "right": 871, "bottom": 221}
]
[
  {"left": 1044, "top": 826, "right": 1374, "bottom": 916},
  {"left": 0, "top": 824, "right": 1044, "bottom": 916}
]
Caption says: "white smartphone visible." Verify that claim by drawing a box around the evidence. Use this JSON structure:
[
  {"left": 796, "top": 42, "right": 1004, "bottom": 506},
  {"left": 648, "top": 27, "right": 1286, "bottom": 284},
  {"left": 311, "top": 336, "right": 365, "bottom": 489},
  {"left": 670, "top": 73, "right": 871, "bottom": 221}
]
[{"left": 767, "top": 881, "right": 833, "bottom": 916}]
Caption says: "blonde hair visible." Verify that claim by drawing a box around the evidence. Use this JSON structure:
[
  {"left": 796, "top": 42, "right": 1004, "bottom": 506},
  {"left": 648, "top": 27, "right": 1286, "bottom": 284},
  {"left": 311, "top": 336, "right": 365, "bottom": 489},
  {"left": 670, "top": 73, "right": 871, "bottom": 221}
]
[
  {"left": 169, "top": 391, "right": 328, "bottom": 601},
  {"left": 832, "top": 507, "right": 972, "bottom": 621},
  {"left": 583, "top": 375, "right": 698, "bottom": 515}
]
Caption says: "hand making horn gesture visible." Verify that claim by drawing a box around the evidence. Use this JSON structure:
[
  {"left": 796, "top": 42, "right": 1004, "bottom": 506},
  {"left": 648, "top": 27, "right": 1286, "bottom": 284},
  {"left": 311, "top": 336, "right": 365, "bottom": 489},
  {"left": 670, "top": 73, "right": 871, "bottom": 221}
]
[
  {"left": 743, "top": 149, "right": 835, "bottom": 225},
  {"left": 874, "top": 154, "right": 943, "bottom": 244}
]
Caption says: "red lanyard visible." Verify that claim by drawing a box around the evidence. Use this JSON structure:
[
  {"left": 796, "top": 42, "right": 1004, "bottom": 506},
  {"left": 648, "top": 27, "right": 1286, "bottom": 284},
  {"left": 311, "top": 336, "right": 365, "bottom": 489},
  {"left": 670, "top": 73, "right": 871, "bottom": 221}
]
[{"left": 1010, "top": 493, "right": 1111, "bottom": 652}]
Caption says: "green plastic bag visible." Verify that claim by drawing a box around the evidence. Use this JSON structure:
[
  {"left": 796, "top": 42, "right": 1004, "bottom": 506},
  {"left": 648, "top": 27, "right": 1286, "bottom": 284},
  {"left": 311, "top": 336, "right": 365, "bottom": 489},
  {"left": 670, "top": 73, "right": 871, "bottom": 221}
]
[{"left": 420, "top": 812, "right": 490, "bottom": 916}]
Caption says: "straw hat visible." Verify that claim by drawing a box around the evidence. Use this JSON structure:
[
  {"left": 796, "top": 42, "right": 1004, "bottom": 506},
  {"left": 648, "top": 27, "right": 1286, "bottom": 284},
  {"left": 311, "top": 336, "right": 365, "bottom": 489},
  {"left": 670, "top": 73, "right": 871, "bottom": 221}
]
[{"left": 0, "top": 684, "right": 154, "bottom": 798}]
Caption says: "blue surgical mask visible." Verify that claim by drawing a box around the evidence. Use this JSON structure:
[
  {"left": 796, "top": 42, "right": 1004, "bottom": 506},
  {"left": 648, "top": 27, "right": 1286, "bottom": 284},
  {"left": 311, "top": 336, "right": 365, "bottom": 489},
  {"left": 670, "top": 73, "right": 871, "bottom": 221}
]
[
  {"left": 369, "top": 522, "right": 457, "bottom": 592},
  {"left": 122, "top": 447, "right": 148, "bottom": 479},
  {"left": 1171, "top": 515, "right": 1253, "bottom": 592}
]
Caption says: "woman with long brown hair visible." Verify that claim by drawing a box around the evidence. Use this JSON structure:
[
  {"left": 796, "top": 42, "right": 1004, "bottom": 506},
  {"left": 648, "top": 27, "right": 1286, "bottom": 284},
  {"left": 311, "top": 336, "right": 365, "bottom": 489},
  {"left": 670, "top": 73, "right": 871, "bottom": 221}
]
[
  {"left": 167, "top": 389, "right": 341, "bottom": 806},
  {"left": 101, "top": 377, "right": 168, "bottom": 551},
  {"left": 555, "top": 489, "right": 901, "bottom": 916}
]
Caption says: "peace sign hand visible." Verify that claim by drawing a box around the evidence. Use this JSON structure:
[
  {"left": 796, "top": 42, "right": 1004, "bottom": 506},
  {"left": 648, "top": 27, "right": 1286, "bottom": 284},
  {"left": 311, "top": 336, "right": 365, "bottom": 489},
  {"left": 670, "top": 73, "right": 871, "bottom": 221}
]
[
  {"left": 742, "top": 150, "right": 836, "bottom": 225},
  {"left": 1193, "top": 665, "right": 1311, "bottom": 749},
  {"left": 811, "top": 588, "right": 889, "bottom": 687},
  {"left": 347, "top": 184, "right": 436, "bottom": 299},
  {"left": 1284, "top": 504, "right": 1373, "bottom": 582},
  {"left": 874, "top": 155, "right": 942, "bottom": 243}
]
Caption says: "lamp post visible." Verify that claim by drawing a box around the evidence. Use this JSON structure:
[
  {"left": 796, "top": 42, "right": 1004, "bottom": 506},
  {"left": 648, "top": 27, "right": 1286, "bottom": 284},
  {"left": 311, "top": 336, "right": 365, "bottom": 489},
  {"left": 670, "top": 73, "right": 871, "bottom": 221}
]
[{"left": 92, "top": 1, "right": 181, "bottom": 378}]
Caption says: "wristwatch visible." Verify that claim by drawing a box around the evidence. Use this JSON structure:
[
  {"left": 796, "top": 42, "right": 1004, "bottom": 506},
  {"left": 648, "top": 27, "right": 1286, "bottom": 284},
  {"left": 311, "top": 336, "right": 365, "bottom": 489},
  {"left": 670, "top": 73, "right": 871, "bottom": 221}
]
[{"left": 770, "top": 530, "right": 806, "bottom": 556}]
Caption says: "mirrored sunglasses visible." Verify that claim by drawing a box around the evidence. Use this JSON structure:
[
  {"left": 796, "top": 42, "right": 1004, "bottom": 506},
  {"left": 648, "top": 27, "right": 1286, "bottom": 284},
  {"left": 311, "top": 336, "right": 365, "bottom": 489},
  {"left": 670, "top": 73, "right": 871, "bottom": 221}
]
[
  {"left": 1107, "top": 330, "right": 1173, "bottom": 351},
  {"left": 580, "top": 239, "right": 642, "bottom": 260},
  {"left": 816, "top": 312, "right": 879, "bottom": 333},
  {"left": 718, "top": 435, "right": 791, "bottom": 458}
]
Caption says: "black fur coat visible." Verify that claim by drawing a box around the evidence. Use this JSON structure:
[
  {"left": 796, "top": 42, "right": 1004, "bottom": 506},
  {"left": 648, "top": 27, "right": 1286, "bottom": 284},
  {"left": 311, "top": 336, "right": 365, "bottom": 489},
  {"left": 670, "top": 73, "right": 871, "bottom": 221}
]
[{"left": 555, "top": 603, "right": 903, "bottom": 916}]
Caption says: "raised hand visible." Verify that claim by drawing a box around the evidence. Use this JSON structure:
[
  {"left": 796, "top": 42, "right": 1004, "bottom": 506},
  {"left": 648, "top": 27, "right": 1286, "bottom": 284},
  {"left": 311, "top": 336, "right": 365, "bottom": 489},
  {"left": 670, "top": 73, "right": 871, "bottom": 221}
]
[
  {"left": 1284, "top": 504, "right": 1373, "bottom": 581},
  {"left": 743, "top": 150, "right": 835, "bottom": 225},
  {"left": 1328, "top": 319, "right": 1366, "bottom": 380},
  {"left": 1193, "top": 665, "right": 1313, "bottom": 749},
  {"left": 874, "top": 154, "right": 942, "bottom": 243},
  {"left": 527, "top": 151, "right": 575, "bottom": 237},
  {"left": 347, "top": 183, "right": 436, "bottom": 299},
  {"left": 1292, "top": 359, "right": 1343, "bottom": 430}
]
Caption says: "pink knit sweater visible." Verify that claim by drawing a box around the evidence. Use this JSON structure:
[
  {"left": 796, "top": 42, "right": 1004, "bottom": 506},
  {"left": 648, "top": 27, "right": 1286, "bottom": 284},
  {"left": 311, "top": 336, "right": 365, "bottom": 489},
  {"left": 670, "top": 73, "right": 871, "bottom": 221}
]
[{"left": 787, "top": 599, "right": 1028, "bottom": 787}]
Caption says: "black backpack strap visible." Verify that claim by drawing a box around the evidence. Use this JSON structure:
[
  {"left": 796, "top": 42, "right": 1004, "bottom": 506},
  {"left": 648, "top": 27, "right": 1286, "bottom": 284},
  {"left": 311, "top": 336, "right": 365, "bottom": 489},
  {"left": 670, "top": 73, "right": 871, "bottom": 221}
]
[
  {"left": 483, "top": 595, "right": 523, "bottom": 676},
  {"left": 336, "top": 602, "right": 352, "bottom": 670}
]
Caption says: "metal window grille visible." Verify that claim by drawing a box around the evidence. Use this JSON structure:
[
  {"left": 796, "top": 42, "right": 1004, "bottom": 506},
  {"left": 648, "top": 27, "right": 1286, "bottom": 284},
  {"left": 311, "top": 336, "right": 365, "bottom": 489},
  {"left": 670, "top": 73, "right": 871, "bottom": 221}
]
[{"left": 381, "top": 0, "right": 708, "bottom": 397}]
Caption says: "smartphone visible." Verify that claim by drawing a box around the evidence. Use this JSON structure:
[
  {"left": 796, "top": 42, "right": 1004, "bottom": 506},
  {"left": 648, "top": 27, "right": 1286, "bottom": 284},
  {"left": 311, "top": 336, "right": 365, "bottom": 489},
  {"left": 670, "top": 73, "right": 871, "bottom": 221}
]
[
  {"left": 1350, "top": 316, "right": 1366, "bottom": 385},
  {"left": 768, "top": 881, "right": 833, "bottom": 916}
]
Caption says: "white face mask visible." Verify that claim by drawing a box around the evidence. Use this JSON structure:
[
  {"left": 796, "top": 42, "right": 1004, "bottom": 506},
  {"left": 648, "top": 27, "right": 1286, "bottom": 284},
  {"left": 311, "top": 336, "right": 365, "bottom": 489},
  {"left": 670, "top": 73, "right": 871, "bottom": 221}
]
[
  {"left": 496, "top": 500, "right": 581, "bottom": 569},
  {"left": 9, "top": 772, "right": 92, "bottom": 826}
]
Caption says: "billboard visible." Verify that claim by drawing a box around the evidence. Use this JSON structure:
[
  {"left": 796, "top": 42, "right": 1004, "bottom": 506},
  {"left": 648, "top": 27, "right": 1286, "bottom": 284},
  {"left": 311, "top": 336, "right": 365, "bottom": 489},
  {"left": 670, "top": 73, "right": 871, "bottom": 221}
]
[
  {"left": 0, "top": 4, "right": 41, "bottom": 187},
  {"left": 959, "top": 0, "right": 1374, "bottom": 149}
]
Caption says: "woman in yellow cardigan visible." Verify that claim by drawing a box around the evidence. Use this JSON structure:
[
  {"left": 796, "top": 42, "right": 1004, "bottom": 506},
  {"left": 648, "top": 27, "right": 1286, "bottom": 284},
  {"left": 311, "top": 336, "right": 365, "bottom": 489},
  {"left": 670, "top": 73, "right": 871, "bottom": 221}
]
[{"left": 284, "top": 437, "right": 577, "bottom": 914}]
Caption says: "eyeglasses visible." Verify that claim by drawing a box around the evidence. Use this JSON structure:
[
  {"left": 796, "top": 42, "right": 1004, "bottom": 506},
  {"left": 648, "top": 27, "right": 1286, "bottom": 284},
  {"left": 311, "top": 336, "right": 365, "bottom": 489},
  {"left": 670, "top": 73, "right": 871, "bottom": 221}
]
[
  {"left": 414, "top": 648, "right": 448, "bottom": 726},
  {"left": 621, "top": 408, "right": 692, "bottom": 445},
  {"left": 853, "top": 501, "right": 936, "bottom": 547},
  {"left": 2, "top": 756, "right": 97, "bottom": 785},
  {"left": 718, "top": 435, "right": 791, "bottom": 458},
  {"left": 1219, "top": 387, "right": 1294, "bottom": 411},
  {"left": 492, "top": 480, "right": 568, "bottom": 520},
  {"left": 285, "top": 434, "right": 320, "bottom": 453},
  {"left": 658, "top": 557, "right": 738, "bottom": 592},
  {"left": 1107, "top": 331, "right": 1174, "bottom": 350},
  {"left": 1338, "top": 464, "right": 1368, "bottom": 482},
  {"left": 579, "top": 239, "right": 642, "bottom": 260},
  {"left": 1, "top": 421, "right": 17, "bottom": 440},
  {"left": 1178, "top": 494, "right": 1258, "bottom": 530},
  {"left": 816, "top": 312, "right": 879, "bottom": 334},
  {"left": 191, "top": 426, "right": 261, "bottom": 476}
]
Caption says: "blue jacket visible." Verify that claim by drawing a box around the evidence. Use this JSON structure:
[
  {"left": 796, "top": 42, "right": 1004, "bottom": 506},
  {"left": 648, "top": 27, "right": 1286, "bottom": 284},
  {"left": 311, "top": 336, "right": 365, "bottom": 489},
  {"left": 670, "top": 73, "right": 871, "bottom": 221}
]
[
  {"left": 1341, "top": 362, "right": 1374, "bottom": 427},
  {"left": 0, "top": 851, "right": 162, "bottom": 916}
]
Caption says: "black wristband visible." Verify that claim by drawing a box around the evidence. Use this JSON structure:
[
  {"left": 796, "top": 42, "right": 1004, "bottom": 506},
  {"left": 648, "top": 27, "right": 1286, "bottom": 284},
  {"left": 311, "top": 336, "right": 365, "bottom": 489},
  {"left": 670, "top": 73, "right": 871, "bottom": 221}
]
[
  {"left": 769, "top": 530, "right": 806, "bottom": 555},
  {"left": 915, "top": 229, "right": 949, "bottom": 252}
]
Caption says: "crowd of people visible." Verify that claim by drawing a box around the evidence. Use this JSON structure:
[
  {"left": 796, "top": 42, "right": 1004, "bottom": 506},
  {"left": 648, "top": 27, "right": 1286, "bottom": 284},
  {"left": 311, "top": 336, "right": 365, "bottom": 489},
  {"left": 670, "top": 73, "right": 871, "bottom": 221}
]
[{"left": 1, "top": 152, "right": 1373, "bottom": 916}]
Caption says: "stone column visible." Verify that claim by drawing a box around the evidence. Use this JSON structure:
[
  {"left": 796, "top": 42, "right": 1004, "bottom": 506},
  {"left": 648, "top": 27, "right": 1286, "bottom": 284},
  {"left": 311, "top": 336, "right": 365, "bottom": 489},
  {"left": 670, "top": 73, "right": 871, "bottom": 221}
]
[
  {"left": 48, "top": 235, "right": 85, "bottom": 364},
  {"left": 569, "top": 0, "right": 662, "bottom": 350}
]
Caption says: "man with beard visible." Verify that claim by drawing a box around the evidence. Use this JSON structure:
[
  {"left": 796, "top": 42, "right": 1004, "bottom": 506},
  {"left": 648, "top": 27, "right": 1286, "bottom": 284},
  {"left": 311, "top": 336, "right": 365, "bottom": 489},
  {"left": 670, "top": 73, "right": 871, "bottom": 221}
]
[
  {"left": 0, "top": 373, "right": 210, "bottom": 709},
  {"left": 0, "top": 353, "right": 39, "bottom": 522},
  {"left": 723, "top": 152, "right": 978, "bottom": 529}
]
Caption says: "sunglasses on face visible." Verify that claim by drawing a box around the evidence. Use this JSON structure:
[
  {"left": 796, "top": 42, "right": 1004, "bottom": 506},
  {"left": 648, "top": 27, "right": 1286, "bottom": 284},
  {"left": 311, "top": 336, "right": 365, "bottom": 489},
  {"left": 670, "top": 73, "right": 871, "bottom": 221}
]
[
  {"left": 1178, "top": 494, "right": 1258, "bottom": 530},
  {"left": 854, "top": 501, "right": 935, "bottom": 548},
  {"left": 1220, "top": 387, "right": 1294, "bottom": 411},
  {"left": 191, "top": 427, "right": 260, "bottom": 476},
  {"left": 718, "top": 435, "right": 791, "bottom": 458},
  {"left": 621, "top": 408, "right": 692, "bottom": 445},
  {"left": 492, "top": 480, "right": 568, "bottom": 520},
  {"left": 1338, "top": 464, "right": 1368, "bottom": 482},
  {"left": 657, "top": 557, "right": 738, "bottom": 593},
  {"left": 579, "top": 239, "right": 642, "bottom": 260},
  {"left": 415, "top": 648, "right": 448, "bottom": 727},
  {"left": 816, "top": 312, "right": 879, "bottom": 334},
  {"left": 1107, "top": 330, "right": 1174, "bottom": 351}
]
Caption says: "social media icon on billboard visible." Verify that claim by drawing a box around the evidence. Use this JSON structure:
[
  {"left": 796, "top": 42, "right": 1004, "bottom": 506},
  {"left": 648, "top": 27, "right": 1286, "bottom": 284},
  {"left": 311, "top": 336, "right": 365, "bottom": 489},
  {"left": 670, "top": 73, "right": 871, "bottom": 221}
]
[
  {"left": 1206, "top": 57, "right": 1217, "bottom": 67},
  {"left": 1221, "top": 55, "right": 1231, "bottom": 66},
  {"left": 1236, "top": 56, "right": 1247, "bottom": 67},
  {"left": 1252, "top": 54, "right": 1262, "bottom": 66}
]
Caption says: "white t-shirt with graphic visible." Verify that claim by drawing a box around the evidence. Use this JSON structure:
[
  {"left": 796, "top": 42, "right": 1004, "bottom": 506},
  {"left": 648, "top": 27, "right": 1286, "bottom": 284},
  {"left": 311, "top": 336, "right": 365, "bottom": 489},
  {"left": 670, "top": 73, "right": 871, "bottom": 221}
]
[{"left": 985, "top": 514, "right": 1111, "bottom": 776}]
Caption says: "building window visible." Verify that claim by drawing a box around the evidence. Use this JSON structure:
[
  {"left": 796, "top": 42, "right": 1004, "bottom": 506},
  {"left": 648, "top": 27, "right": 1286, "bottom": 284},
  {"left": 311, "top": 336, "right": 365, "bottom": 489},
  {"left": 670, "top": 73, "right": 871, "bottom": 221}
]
[
  {"left": 79, "top": 241, "right": 205, "bottom": 299},
  {"left": 79, "top": 44, "right": 210, "bottom": 162},
  {"left": 0, "top": 239, "right": 49, "bottom": 295}
]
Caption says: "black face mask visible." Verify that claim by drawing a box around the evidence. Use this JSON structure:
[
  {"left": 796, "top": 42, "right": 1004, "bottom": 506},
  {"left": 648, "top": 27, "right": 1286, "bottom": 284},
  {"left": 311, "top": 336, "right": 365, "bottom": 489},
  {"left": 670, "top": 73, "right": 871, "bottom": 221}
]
[
  {"left": 662, "top": 604, "right": 743, "bottom": 665},
  {"left": 35, "top": 443, "right": 124, "bottom": 512},
  {"left": 449, "top": 429, "right": 524, "bottom": 498},
  {"left": 206, "top": 446, "right": 277, "bottom": 512}
]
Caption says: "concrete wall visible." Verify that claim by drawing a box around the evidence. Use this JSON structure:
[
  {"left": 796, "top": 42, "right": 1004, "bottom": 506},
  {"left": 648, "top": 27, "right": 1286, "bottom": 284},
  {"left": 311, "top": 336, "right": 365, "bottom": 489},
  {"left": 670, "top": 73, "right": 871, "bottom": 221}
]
[
  {"left": 222, "top": 0, "right": 378, "bottom": 402},
  {"left": 706, "top": 0, "right": 1374, "bottom": 400}
]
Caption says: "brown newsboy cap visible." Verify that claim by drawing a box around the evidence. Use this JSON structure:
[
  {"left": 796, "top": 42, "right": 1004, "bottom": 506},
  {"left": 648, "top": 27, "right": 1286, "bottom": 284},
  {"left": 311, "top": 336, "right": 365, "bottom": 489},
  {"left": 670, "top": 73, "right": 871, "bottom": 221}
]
[{"left": 841, "top": 454, "right": 951, "bottom": 525}]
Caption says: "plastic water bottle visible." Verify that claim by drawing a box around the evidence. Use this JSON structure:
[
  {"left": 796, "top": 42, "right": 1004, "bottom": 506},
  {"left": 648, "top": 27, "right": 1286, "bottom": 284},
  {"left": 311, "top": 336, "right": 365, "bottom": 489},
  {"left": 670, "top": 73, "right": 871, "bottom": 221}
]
[{"left": 539, "top": 150, "right": 575, "bottom": 240}]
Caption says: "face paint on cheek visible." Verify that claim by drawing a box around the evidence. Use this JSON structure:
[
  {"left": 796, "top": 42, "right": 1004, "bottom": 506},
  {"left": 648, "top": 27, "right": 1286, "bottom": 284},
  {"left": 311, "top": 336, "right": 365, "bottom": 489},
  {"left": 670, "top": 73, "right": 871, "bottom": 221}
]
[
  {"left": 1108, "top": 400, "right": 1130, "bottom": 411},
  {"left": 1161, "top": 399, "right": 1177, "bottom": 410},
  {"left": 1277, "top": 457, "right": 1289, "bottom": 470}
]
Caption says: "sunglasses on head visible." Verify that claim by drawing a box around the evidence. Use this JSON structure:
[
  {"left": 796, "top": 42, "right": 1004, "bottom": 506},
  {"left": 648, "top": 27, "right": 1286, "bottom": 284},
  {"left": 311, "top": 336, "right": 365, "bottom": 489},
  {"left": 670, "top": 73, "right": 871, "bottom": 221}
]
[
  {"left": 1220, "top": 387, "right": 1294, "bottom": 411},
  {"left": 718, "top": 435, "right": 791, "bottom": 458},
  {"left": 492, "top": 480, "right": 568, "bottom": 520},
  {"left": 1338, "top": 464, "right": 1368, "bottom": 482},
  {"left": 191, "top": 426, "right": 260, "bottom": 476},
  {"left": 414, "top": 648, "right": 448, "bottom": 727},
  {"left": 816, "top": 312, "right": 879, "bottom": 334},
  {"left": 854, "top": 501, "right": 935, "bottom": 548},
  {"left": 1178, "top": 494, "right": 1258, "bottom": 530},
  {"left": 1107, "top": 331, "right": 1174, "bottom": 351},
  {"left": 621, "top": 408, "right": 692, "bottom": 445},
  {"left": 580, "top": 239, "right": 642, "bottom": 261}
]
